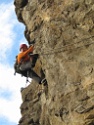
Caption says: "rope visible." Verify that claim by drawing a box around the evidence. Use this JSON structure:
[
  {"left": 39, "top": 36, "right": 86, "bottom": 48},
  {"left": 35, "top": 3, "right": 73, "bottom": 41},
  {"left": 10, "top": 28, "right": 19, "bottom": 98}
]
[{"left": 38, "top": 35, "right": 94, "bottom": 55}]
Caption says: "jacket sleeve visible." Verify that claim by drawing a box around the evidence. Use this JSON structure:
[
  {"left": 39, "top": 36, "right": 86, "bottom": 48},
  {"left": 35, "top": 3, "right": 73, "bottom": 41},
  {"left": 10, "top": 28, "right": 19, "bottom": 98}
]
[
  {"left": 23, "top": 45, "right": 34, "bottom": 56},
  {"left": 17, "top": 46, "right": 34, "bottom": 64}
]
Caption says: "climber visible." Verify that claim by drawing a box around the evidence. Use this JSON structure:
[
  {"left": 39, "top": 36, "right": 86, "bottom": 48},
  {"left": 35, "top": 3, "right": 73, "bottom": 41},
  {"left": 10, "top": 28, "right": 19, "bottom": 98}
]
[{"left": 14, "top": 43, "right": 47, "bottom": 86}]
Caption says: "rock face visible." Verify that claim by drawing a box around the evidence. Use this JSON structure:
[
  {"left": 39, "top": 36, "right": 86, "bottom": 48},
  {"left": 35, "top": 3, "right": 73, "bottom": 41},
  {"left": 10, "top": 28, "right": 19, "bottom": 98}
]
[{"left": 14, "top": 0, "right": 94, "bottom": 125}]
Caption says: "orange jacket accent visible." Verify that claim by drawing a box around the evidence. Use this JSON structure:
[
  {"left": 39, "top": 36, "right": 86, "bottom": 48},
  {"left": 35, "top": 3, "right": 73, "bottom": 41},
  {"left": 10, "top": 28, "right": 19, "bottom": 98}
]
[{"left": 17, "top": 46, "right": 34, "bottom": 64}]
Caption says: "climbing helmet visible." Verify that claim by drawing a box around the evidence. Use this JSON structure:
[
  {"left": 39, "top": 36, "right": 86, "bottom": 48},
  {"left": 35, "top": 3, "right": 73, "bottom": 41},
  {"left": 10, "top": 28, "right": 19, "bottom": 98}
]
[{"left": 20, "top": 44, "right": 28, "bottom": 51}]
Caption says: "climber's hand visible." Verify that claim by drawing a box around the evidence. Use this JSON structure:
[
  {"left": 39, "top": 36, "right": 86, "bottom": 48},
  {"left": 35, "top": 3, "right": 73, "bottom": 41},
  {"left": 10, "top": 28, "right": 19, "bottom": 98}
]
[{"left": 30, "top": 39, "right": 35, "bottom": 46}]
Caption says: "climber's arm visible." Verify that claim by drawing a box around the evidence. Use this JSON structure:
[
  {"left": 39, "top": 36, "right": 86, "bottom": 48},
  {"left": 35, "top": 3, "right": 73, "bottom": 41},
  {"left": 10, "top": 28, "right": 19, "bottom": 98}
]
[
  {"left": 17, "top": 46, "right": 34, "bottom": 64},
  {"left": 23, "top": 45, "right": 34, "bottom": 56}
]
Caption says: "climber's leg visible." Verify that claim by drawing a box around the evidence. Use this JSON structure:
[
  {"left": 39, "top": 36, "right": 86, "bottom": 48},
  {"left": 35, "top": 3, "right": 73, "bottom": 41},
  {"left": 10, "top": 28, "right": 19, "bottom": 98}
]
[
  {"left": 27, "top": 69, "right": 42, "bottom": 84},
  {"left": 40, "top": 68, "right": 45, "bottom": 79},
  {"left": 19, "top": 62, "right": 47, "bottom": 85},
  {"left": 27, "top": 69, "right": 47, "bottom": 86}
]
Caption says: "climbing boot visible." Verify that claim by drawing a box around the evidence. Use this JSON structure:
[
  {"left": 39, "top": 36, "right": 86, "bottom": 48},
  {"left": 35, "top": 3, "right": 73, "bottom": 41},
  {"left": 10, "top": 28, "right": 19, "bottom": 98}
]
[
  {"left": 41, "top": 78, "right": 48, "bottom": 86},
  {"left": 41, "top": 78, "right": 48, "bottom": 99}
]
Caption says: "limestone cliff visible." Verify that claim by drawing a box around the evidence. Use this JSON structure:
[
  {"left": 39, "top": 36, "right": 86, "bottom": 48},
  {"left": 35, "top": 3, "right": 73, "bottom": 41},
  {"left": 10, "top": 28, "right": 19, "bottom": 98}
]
[{"left": 14, "top": 0, "right": 94, "bottom": 125}]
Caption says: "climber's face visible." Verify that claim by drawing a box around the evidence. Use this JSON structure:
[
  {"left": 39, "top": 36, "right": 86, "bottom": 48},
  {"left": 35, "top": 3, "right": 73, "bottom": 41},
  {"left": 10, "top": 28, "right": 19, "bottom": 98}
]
[
  {"left": 20, "top": 44, "right": 28, "bottom": 52},
  {"left": 21, "top": 47, "right": 28, "bottom": 52}
]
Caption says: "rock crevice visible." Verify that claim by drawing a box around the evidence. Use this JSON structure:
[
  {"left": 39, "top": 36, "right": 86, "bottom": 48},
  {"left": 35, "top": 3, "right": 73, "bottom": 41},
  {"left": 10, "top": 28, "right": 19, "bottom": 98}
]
[{"left": 14, "top": 0, "right": 94, "bottom": 125}]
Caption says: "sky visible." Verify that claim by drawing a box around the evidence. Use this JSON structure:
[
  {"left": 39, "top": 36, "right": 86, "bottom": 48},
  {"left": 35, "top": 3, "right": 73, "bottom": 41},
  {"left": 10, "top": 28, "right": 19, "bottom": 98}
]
[{"left": 0, "top": 0, "right": 30, "bottom": 125}]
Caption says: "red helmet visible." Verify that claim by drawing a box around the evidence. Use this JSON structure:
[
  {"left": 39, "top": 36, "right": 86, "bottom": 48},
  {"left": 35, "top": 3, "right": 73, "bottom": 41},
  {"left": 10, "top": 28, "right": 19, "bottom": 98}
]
[{"left": 20, "top": 44, "right": 28, "bottom": 51}]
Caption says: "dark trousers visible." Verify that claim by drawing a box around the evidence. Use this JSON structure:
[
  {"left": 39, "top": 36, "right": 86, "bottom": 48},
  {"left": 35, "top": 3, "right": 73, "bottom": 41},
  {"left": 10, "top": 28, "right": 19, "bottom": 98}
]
[
  {"left": 20, "top": 62, "right": 42, "bottom": 84},
  {"left": 19, "top": 54, "right": 42, "bottom": 84}
]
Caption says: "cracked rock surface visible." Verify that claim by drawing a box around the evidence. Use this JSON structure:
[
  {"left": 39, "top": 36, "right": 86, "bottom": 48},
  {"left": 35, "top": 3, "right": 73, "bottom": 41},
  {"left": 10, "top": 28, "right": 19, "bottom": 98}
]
[{"left": 14, "top": 0, "right": 94, "bottom": 125}]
